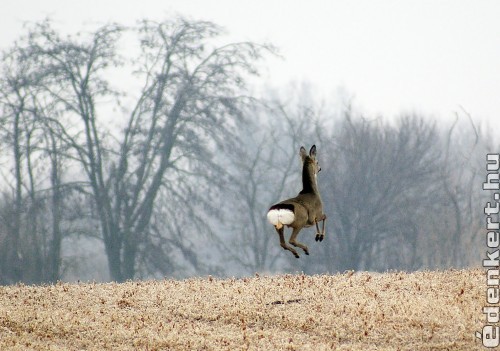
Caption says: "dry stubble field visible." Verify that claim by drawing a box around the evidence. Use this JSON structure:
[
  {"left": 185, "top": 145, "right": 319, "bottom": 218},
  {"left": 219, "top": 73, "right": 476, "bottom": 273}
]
[{"left": 0, "top": 269, "right": 485, "bottom": 350}]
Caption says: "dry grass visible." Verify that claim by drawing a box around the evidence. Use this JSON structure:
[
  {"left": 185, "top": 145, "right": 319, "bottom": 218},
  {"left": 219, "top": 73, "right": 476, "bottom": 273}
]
[{"left": 0, "top": 269, "right": 485, "bottom": 350}]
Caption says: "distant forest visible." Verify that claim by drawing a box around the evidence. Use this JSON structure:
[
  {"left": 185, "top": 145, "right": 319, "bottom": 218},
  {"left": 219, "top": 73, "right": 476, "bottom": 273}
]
[{"left": 0, "top": 17, "right": 492, "bottom": 284}]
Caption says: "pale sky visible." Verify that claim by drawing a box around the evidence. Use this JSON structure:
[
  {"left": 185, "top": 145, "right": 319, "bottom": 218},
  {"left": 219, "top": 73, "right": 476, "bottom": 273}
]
[{"left": 2, "top": 0, "right": 499, "bottom": 123}]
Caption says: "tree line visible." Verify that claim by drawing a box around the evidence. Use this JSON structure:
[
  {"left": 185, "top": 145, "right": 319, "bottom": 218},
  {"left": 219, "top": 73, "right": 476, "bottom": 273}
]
[{"left": 0, "top": 17, "right": 490, "bottom": 284}]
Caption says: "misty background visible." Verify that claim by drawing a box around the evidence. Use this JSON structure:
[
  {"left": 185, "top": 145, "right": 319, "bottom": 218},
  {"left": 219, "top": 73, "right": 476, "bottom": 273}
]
[{"left": 0, "top": 2, "right": 498, "bottom": 283}]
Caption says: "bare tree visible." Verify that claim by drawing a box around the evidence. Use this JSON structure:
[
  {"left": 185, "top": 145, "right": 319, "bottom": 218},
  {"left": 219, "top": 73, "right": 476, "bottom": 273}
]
[
  {"left": 314, "top": 113, "right": 443, "bottom": 272},
  {"left": 8, "top": 18, "right": 270, "bottom": 281},
  {"left": 0, "top": 70, "right": 25, "bottom": 282},
  {"left": 0, "top": 44, "right": 71, "bottom": 283},
  {"left": 419, "top": 111, "right": 488, "bottom": 268}
]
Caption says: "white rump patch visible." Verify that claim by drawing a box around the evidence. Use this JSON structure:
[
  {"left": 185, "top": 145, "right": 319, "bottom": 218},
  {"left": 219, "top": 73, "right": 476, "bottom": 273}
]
[{"left": 267, "top": 209, "right": 295, "bottom": 229}]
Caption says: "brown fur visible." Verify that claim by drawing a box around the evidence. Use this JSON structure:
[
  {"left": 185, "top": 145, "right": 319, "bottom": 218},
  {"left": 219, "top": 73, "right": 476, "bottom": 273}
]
[{"left": 268, "top": 145, "right": 327, "bottom": 258}]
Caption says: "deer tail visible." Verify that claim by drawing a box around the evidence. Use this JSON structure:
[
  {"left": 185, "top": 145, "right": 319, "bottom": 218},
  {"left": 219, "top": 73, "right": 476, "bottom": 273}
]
[{"left": 267, "top": 204, "right": 295, "bottom": 229}]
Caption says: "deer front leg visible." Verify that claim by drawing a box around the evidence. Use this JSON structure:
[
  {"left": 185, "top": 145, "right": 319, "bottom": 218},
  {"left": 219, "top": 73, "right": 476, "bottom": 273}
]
[
  {"left": 289, "top": 227, "right": 309, "bottom": 256},
  {"left": 276, "top": 226, "right": 299, "bottom": 258},
  {"left": 315, "top": 214, "right": 327, "bottom": 242}
]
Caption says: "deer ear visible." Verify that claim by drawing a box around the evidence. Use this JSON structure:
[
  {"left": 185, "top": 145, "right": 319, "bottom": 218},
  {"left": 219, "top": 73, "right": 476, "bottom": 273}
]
[
  {"left": 309, "top": 145, "right": 317, "bottom": 158},
  {"left": 300, "top": 146, "right": 307, "bottom": 161}
]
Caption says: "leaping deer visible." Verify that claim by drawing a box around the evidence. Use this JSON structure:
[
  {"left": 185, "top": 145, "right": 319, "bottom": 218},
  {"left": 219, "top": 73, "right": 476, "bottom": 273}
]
[{"left": 267, "top": 145, "right": 327, "bottom": 258}]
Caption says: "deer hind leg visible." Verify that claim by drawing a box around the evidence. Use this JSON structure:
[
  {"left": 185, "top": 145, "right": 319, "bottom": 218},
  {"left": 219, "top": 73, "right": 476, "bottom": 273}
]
[
  {"left": 276, "top": 226, "right": 299, "bottom": 258},
  {"left": 289, "top": 227, "right": 309, "bottom": 256},
  {"left": 315, "top": 214, "right": 327, "bottom": 242}
]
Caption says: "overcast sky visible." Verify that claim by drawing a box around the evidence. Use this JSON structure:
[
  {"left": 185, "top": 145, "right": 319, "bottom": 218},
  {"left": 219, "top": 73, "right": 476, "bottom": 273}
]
[{"left": 2, "top": 0, "right": 499, "bottom": 123}]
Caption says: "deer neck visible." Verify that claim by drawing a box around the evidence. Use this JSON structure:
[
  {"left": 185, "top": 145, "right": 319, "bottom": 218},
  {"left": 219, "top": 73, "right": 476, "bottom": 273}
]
[{"left": 300, "top": 162, "right": 319, "bottom": 195}]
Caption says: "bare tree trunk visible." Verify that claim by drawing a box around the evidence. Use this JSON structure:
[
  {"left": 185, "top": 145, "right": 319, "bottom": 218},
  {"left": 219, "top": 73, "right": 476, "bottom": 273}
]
[
  {"left": 104, "top": 230, "right": 124, "bottom": 282},
  {"left": 48, "top": 133, "right": 62, "bottom": 282},
  {"left": 10, "top": 106, "right": 23, "bottom": 281},
  {"left": 25, "top": 127, "right": 43, "bottom": 283},
  {"left": 123, "top": 235, "right": 137, "bottom": 280}
]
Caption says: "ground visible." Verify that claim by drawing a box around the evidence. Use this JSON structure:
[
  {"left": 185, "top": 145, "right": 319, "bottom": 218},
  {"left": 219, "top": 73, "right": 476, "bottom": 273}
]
[{"left": 0, "top": 269, "right": 486, "bottom": 350}]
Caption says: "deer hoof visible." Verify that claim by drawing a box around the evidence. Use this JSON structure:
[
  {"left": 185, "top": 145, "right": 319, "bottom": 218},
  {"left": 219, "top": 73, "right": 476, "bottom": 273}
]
[{"left": 315, "top": 234, "right": 324, "bottom": 242}]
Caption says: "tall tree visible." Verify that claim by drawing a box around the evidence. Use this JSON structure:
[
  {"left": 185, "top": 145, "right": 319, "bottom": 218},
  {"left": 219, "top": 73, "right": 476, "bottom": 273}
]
[
  {"left": 12, "top": 18, "right": 270, "bottom": 281},
  {"left": 314, "top": 113, "right": 443, "bottom": 272},
  {"left": 0, "top": 43, "right": 70, "bottom": 283}
]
